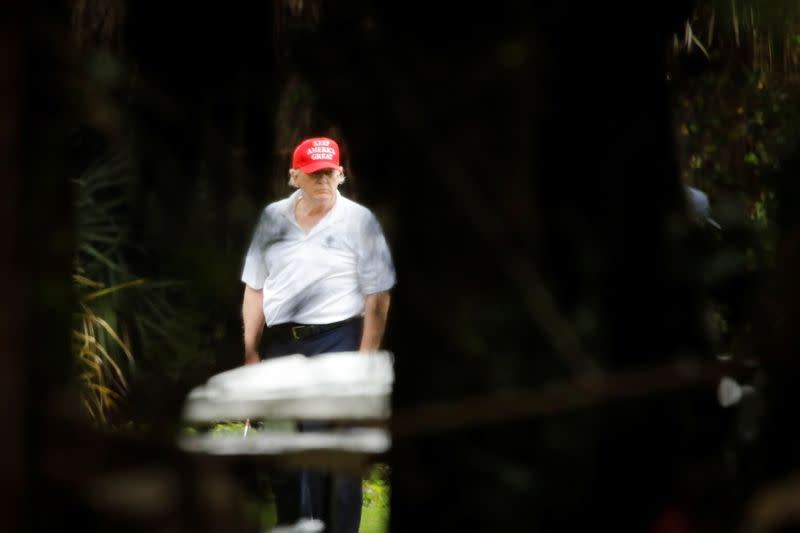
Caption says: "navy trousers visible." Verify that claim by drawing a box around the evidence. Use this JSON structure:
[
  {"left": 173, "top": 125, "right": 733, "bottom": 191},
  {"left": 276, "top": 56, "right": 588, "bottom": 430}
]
[{"left": 263, "top": 318, "right": 364, "bottom": 533}]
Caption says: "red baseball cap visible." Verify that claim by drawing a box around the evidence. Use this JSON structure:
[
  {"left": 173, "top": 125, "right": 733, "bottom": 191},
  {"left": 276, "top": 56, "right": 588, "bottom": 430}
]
[{"left": 291, "top": 137, "right": 341, "bottom": 174}]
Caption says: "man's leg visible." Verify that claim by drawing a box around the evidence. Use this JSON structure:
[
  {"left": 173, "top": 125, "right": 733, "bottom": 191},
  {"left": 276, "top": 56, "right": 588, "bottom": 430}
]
[
  {"left": 269, "top": 468, "right": 302, "bottom": 525},
  {"left": 297, "top": 320, "right": 364, "bottom": 533},
  {"left": 332, "top": 474, "right": 364, "bottom": 533},
  {"left": 259, "top": 336, "right": 302, "bottom": 525}
]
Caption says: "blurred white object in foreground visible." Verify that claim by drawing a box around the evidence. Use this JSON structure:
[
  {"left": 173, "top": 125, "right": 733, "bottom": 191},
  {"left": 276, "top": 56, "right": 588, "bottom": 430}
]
[
  {"left": 178, "top": 427, "right": 390, "bottom": 456},
  {"left": 181, "top": 350, "right": 394, "bottom": 423},
  {"left": 717, "top": 375, "right": 755, "bottom": 407},
  {"left": 270, "top": 518, "right": 325, "bottom": 533}
]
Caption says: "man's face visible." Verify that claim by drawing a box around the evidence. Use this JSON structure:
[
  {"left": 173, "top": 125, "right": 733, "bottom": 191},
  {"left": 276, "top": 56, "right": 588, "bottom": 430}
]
[{"left": 295, "top": 167, "right": 340, "bottom": 203}]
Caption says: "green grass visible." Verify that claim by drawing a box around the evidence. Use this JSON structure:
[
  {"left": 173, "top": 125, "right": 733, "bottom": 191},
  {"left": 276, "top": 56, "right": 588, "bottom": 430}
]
[
  {"left": 360, "top": 463, "right": 390, "bottom": 533},
  {"left": 359, "top": 498, "right": 389, "bottom": 533}
]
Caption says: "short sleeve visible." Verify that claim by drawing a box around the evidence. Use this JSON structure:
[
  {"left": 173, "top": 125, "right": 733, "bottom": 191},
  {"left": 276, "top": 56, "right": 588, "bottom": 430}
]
[
  {"left": 357, "top": 211, "right": 396, "bottom": 294},
  {"left": 241, "top": 210, "right": 270, "bottom": 290}
]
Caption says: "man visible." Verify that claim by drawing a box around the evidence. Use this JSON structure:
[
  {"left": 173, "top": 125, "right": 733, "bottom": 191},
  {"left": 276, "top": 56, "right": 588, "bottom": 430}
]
[{"left": 240, "top": 136, "right": 395, "bottom": 533}]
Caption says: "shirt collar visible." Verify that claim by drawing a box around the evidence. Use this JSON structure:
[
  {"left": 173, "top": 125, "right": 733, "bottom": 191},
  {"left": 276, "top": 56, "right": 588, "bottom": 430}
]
[{"left": 282, "top": 189, "right": 345, "bottom": 228}]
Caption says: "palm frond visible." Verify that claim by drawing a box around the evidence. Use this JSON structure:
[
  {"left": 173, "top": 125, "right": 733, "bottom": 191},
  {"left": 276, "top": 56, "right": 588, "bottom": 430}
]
[
  {"left": 72, "top": 153, "right": 200, "bottom": 426},
  {"left": 78, "top": 242, "right": 127, "bottom": 273},
  {"left": 692, "top": 35, "right": 711, "bottom": 60},
  {"left": 73, "top": 273, "right": 104, "bottom": 288},
  {"left": 81, "top": 304, "right": 133, "bottom": 364},
  {"left": 82, "top": 278, "right": 146, "bottom": 302},
  {"left": 73, "top": 327, "right": 127, "bottom": 390},
  {"left": 677, "top": 1, "right": 800, "bottom": 75}
]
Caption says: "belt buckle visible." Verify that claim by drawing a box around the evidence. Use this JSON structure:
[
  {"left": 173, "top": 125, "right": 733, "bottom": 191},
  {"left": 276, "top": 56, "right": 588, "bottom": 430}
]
[{"left": 291, "top": 325, "right": 304, "bottom": 340}]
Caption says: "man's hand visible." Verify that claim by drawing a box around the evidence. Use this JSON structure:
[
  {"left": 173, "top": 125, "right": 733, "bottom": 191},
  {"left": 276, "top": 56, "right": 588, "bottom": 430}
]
[{"left": 244, "top": 349, "right": 260, "bottom": 365}]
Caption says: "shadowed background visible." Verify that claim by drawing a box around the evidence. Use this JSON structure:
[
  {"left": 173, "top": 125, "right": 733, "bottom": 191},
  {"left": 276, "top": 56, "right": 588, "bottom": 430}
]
[{"left": 6, "top": 1, "right": 800, "bottom": 532}]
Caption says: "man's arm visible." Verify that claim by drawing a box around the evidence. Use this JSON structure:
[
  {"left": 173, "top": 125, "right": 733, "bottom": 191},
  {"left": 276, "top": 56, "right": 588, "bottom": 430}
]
[
  {"left": 360, "top": 291, "right": 391, "bottom": 352},
  {"left": 242, "top": 285, "right": 265, "bottom": 365}
]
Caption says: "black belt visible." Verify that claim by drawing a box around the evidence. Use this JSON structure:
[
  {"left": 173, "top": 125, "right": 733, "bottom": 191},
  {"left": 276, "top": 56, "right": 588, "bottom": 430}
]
[{"left": 271, "top": 316, "right": 361, "bottom": 341}]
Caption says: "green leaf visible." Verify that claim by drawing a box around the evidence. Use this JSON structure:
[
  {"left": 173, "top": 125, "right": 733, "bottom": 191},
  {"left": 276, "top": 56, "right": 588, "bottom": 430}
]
[
  {"left": 79, "top": 243, "right": 126, "bottom": 273},
  {"left": 83, "top": 278, "right": 147, "bottom": 302}
]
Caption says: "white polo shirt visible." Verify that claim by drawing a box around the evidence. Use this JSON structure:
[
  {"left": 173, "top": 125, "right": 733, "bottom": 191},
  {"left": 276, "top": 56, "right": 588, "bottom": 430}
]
[{"left": 241, "top": 190, "right": 396, "bottom": 327}]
